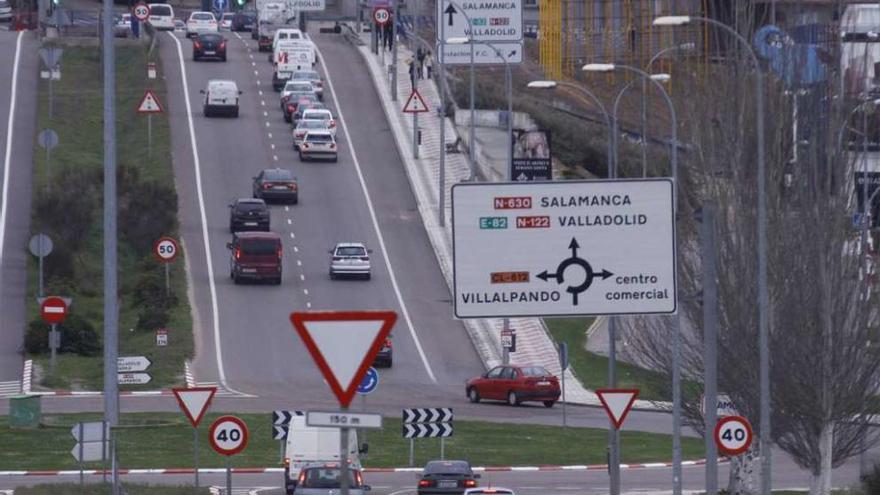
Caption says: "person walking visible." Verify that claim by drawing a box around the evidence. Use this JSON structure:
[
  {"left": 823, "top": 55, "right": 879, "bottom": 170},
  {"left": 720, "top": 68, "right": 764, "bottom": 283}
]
[
  {"left": 384, "top": 22, "right": 393, "bottom": 51},
  {"left": 424, "top": 50, "right": 434, "bottom": 79},
  {"left": 408, "top": 58, "right": 417, "bottom": 87},
  {"left": 416, "top": 48, "right": 426, "bottom": 79}
]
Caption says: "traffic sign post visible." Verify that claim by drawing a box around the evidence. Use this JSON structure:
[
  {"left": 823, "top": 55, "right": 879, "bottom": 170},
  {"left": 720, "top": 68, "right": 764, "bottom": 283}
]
[
  {"left": 451, "top": 180, "right": 677, "bottom": 318},
  {"left": 402, "top": 89, "right": 429, "bottom": 160},
  {"left": 210, "top": 415, "right": 249, "bottom": 495},
  {"left": 137, "top": 89, "right": 164, "bottom": 157},
  {"left": 38, "top": 47, "right": 63, "bottom": 118},
  {"left": 373, "top": 6, "right": 390, "bottom": 26},
  {"left": 71, "top": 421, "right": 108, "bottom": 487},
  {"left": 559, "top": 342, "right": 568, "bottom": 428},
  {"left": 28, "top": 233, "right": 53, "bottom": 298},
  {"left": 38, "top": 128, "right": 59, "bottom": 195},
  {"left": 173, "top": 387, "right": 217, "bottom": 488},
  {"left": 714, "top": 415, "right": 753, "bottom": 456},
  {"left": 41, "top": 295, "right": 69, "bottom": 374},
  {"left": 596, "top": 389, "right": 639, "bottom": 495},
  {"left": 154, "top": 236, "right": 179, "bottom": 297},
  {"left": 403, "top": 408, "right": 454, "bottom": 465},
  {"left": 132, "top": 2, "right": 150, "bottom": 21}
]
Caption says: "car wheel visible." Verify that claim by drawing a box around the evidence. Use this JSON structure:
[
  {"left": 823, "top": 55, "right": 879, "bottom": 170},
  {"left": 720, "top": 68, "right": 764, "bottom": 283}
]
[
  {"left": 204, "top": 108, "right": 211, "bottom": 118},
  {"left": 507, "top": 391, "right": 520, "bottom": 406},
  {"left": 543, "top": 400, "right": 556, "bottom": 408},
  {"left": 232, "top": 108, "right": 239, "bottom": 118},
  {"left": 364, "top": 272, "right": 371, "bottom": 280},
  {"left": 193, "top": 55, "right": 199, "bottom": 61},
  {"left": 332, "top": 155, "right": 338, "bottom": 163},
  {"left": 274, "top": 276, "right": 282, "bottom": 285},
  {"left": 299, "top": 152, "right": 305, "bottom": 161},
  {"left": 468, "top": 387, "right": 481, "bottom": 403},
  {"left": 221, "top": 55, "right": 227, "bottom": 62},
  {"left": 292, "top": 195, "right": 298, "bottom": 205},
  {"left": 329, "top": 271, "right": 336, "bottom": 280},
  {"left": 229, "top": 223, "right": 235, "bottom": 233},
  {"left": 284, "top": 114, "right": 291, "bottom": 123},
  {"left": 232, "top": 271, "right": 240, "bottom": 284}
]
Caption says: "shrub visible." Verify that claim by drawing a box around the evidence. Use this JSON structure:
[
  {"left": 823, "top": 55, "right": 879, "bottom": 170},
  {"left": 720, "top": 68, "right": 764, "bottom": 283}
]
[
  {"left": 133, "top": 265, "right": 178, "bottom": 332},
  {"left": 119, "top": 166, "right": 178, "bottom": 255},
  {"left": 25, "top": 314, "right": 101, "bottom": 356},
  {"left": 34, "top": 167, "right": 100, "bottom": 252}
]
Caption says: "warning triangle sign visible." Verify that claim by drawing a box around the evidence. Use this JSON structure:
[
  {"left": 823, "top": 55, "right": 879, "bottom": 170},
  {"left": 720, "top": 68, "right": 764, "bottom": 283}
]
[
  {"left": 403, "top": 90, "right": 429, "bottom": 114},
  {"left": 137, "top": 89, "right": 164, "bottom": 114},
  {"left": 172, "top": 386, "right": 217, "bottom": 427},
  {"left": 596, "top": 388, "right": 639, "bottom": 430},
  {"left": 290, "top": 311, "right": 397, "bottom": 408}
]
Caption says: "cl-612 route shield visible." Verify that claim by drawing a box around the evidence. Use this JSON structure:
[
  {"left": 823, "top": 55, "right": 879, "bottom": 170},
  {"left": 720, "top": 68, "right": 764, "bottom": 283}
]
[{"left": 451, "top": 179, "right": 677, "bottom": 318}]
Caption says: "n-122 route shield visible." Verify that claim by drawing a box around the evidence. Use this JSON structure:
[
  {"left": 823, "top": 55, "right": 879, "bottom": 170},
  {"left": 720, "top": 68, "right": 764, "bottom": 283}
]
[{"left": 451, "top": 179, "right": 677, "bottom": 318}]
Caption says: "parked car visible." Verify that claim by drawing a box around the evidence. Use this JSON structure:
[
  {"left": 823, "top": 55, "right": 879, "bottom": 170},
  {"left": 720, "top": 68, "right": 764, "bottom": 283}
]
[
  {"left": 466, "top": 365, "right": 560, "bottom": 407},
  {"left": 300, "top": 130, "right": 337, "bottom": 162},
  {"left": 328, "top": 242, "right": 370, "bottom": 279},
  {"left": 253, "top": 168, "right": 298, "bottom": 204},
  {"left": 113, "top": 13, "right": 132, "bottom": 37},
  {"left": 192, "top": 33, "right": 227, "bottom": 62},
  {"left": 227, "top": 231, "right": 282, "bottom": 285},
  {"left": 201, "top": 79, "right": 240, "bottom": 117},
  {"left": 218, "top": 12, "right": 234, "bottom": 30},
  {"left": 417, "top": 460, "right": 480, "bottom": 495},
  {"left": 291, "top": 69, "right": 324, "bottom": 99},
  {"left": 373, "top": 338, "right": 392, "bottom": 367},
  {"left": 186, "top": 11, "right": 218, "bottom": 37},
  {"left": 231, "top": 10, "right": 257, "bottom": 31},
  {"left": 293, "top": 463, "right": 370, "bottom": 495},
  {"left": 146, "top": 3, "right": 175, "bottom": 30},
  {"left": 293, "top": 119, "right": 329, "bottom": 150},
  {"left": 229, "top": 198, "right": 270, "bottom": 232}
]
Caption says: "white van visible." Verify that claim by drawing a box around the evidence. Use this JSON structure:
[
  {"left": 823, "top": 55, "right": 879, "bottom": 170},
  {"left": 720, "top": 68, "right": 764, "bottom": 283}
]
[
  {"left": 201, "top": 80, "right": 241, "bottom": 118},
  {"left": 282, "top": 416, "right": 366, "bottom": 495},
  {"left": 273, "top": 39, "right": 315, "bottom": 68},
  {"left": 146, "top": 3, "right": 175, "bottom": 31}
]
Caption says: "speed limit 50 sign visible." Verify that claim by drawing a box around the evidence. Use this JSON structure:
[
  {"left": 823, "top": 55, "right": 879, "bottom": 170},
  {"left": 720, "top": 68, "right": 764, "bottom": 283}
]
[
  {"left": 132, "top": 2, "right": 150, "bottom": 21},
  {"left": 209, "top": 415, "right": 249, "bottom": 456},
  {"left": 373, "top": 7, "right": 391, "bottom": 26},
  {"left": 714, "top": 415, "right": 753, "bottom": 456},
  {"left": 154, "top": 236, "right": 179, "bottom": 263}
]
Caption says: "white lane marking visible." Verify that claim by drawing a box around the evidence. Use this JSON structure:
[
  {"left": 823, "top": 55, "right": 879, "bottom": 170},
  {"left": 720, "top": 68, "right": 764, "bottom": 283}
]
[
  {"left": 252, "top": 61, "right": 256, "bottom": 66},
  {"left": 300, "top": 274, "right": 305, "bottom": 281},
  {"left": 273, "top": 155, "right": 278, "bottom": 161},
  {"left": 284, "top": 206, "right": 289, "bottom": 212},
  {"left": 258, "top": 90, "right": 263, "bottom": 96},
  {"left": 249, "top": 54, "right": 254, "bottom": 59},
  {"left": 0, "top": 31, "right": 23, "bottom": 294},
  {"left": 287, "top": 219, "right": 292, "bottom": 225},
  {"left": 256, "top": 80, "right": 261, "bottom": 85},
  {"left": 293, "top": 246, "right": 299, "bottom": 253},
  {"left": 263, "top": 111, "right": 268, "bottom": 117},
  {"left": 261, "top": 100, "right": 265, "bottom": 106},
  {"left": 270, "top": 143, "right": 275, "bottom": 150},
  {"left": 167, "top": 32, "right": 247, "bottom": 397},
  {"left": 306, "top": 302, "right": 311, "bottom": 308},
  {"left": 268, "top": 132, "right": 273, "bottom": 139},
  {"left": 317, "top": 45, "right": 438, "bottom": 383},
  {"left": 296, "top": 260, "right": 301, "bottom": 266},
  {"left": 265, "top": 122, "right": 270, "bottom": 127},
  {"left": 303, "top": 289, "right": 309, "bottom": 295},
  {"left": 254, "top": 71, "right": 258, "bottom": 76}
]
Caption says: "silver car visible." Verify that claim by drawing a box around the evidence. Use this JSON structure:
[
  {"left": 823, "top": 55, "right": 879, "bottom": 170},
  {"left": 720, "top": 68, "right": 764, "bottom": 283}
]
[
  {"left": 293, "top": 464, "right": 370, "bottom": 494},
  {"left": 291, "top": 69, "right": 324, "bottom": 99},
  {"left": 299, "top": 130, "right": 337, "bottom": 162},
  {"left": 329, "top": 242, "right": 371, "bottom": 280},
  {"left": 293, "top": 119, "right": 329, "bottom": 150}
]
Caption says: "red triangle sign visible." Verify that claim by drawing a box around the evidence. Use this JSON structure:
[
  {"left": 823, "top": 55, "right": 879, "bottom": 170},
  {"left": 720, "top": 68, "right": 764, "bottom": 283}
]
[
  {"left": 137, "top": 89, "right": 164, "bottom": 114},
  {"left": 172, "top": 386, "right": 217, "bottom": 427},
  {"left": 291, "top": 311, "right": 397, "bottom": 408},
  {"left": 403, "top": 90, "right": 429, "bottom": 114},
  {"left": 596, "top": 388, "right": 639, "bottom": 430}
]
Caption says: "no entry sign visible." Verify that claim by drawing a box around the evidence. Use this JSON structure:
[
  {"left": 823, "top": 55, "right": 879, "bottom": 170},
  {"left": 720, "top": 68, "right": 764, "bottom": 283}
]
[{"left": 40, "top": 296, "right": 68, "bottom": 324}]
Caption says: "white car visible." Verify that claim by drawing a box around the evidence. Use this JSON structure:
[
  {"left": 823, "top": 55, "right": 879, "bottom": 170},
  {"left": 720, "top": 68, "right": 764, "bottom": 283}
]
[
  {"left": 300, "top": 108, "right": 336, "bottom": 135},
  {"left": 329, "top": 242, "right": 371, "bottom": 280},
  {"left": 279, "top": 80, "right": 315, "bottom": 107},
  {"left": 0, "top": 0, "right": 14, "bottom": 21},
  {"left": 291, "top": 69, "right": 323, "bottom": 99},
  {"left": 219, "top": 12, "right": 234, "bottom": 30},
  {"left": 201, "top": 80, "right": 241, "bottom": 118},
  {"left": 299, "top": 130, "right": 337, "bottom": 162},
  {"left": 147, "top": 3, "right": 175, "bottom": 31},
  {"left": 292, "top": 120, "right": 329, "bottom": 150},
  {"left": 186, "top": 11, "right": 218, "bottom": 38}
]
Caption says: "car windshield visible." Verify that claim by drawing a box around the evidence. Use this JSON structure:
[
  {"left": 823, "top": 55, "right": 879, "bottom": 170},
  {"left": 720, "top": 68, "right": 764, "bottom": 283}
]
[
  {"left": 264, "top": 169, "right": 294, "bottom": 180},
  {"left": 200, "top": 34, "right": 221, "bottom": 42},
  {"left": 277, "top": 72, "right": 292, "bottom": 79},
  {"left": 299, "top": 120, "right": 327, "bottom": 130},
  {"left": 240, "top": 239, "right": 278, "bottom": 255},
  {"left": 221, "top": 13, "right": 233, "bottom": 19},
  {"left": 192, "top": 13, "right": 213, "bottom": 20},
  {"left": 301, "top": 468, "right": 359, "bottom": 488},
  {"left": 306, "top": 133, "right": 333, "bottom": 143},
  {"left": 424, "top": 461, "right": 470, "bottom": 475},
  {"left": 150, "top": 5, "right": 171, "bottom": 15},
  {"left": 304, "top": 112, "right": 330, "bottom": 121},
  {"left": 235, "top": 202, "right": 265, "bottom": 213},
  {"left": 336, "top": 246, "right": 366, "bottom": 256},
  {"left": 520, "top": 366, "right": 551, "bottom": 377}
]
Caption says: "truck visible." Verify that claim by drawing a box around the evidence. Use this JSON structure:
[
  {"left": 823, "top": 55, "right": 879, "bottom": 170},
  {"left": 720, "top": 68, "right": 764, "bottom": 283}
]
[
  {"left": 282, "top": 415, "right": 368, "bottom": 495},
  {"left": 255, "top": 1, "right": 289, "bottom": 51}
]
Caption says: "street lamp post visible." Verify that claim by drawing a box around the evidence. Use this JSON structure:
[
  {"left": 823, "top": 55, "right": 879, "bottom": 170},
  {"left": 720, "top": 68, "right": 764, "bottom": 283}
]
[
  {"left": 654, "top": 15, "right": 769, "bottom": 495},
  {"left": 584, "top": 62, "right": 679, "bottom": 495},
  {"left": 611, "top": 73, "right": 671, "bottom": 175}
]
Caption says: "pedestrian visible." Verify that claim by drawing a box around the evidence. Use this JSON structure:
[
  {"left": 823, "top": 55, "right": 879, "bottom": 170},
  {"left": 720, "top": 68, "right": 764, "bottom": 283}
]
[
  {"left": 408, "top": 58, "right": 417, "bottom": 87},
  {"left": 424, "top": 50, "right": 434, "bottom": 79},
  {"left": 416, "top": 48, "right": 426, "bottom": 79},
  {"left": 384, "top": 22, "right": 393, "bottom": 51}
]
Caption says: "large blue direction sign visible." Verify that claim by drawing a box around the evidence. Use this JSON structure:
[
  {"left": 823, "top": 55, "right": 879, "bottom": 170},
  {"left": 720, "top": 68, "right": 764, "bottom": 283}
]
[{"left": 357, "top": 367, "right": 379, "bottom": 395}]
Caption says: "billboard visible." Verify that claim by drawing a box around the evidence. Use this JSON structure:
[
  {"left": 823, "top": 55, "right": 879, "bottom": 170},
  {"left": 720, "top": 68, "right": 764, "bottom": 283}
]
[{"left": 510, "top": 129, "right": 551, "bottom": 181}]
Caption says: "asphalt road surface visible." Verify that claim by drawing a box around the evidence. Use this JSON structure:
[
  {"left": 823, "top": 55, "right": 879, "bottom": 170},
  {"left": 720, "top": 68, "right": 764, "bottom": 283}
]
[{"left": 0, "top": 29, "right": 38, "bottom": 394}]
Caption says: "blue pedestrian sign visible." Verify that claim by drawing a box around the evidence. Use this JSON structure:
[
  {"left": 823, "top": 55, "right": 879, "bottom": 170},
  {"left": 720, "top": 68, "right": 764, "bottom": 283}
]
[
  {"left": 357, "top": 367, "right": 379, "bottom": 395},
  {"left": 213, "top": 0, "right": 227, "bottom": 10}
]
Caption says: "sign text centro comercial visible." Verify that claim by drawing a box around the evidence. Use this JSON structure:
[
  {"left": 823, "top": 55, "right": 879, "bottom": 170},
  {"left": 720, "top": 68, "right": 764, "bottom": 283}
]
[{"left": 451, "top": 179, "right": 677, "bottom": 318}]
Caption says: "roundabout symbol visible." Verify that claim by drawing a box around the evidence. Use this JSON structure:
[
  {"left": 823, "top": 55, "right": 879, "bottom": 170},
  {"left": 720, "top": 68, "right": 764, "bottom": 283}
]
[{"left": 537, "top": 237, "right": 613, "bottom": 305}]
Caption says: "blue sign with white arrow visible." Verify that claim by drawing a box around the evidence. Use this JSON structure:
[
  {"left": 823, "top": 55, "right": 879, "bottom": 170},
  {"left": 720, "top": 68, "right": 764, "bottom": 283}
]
[{"left": 357, "top": 367, "right": 379, "bottom": 395}]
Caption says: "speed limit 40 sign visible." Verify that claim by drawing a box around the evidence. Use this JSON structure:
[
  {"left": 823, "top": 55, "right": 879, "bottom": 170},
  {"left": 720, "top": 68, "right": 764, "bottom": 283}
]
[
  {"left": 209, "top": 415, "right": 249, "bottom": 456},
  {"left": 132, "top": 2, "right": 150, "bottom": 21},
  {"left": 714, "top": 415, "right": 753, "bottom": 456},
  {"left": 154, "top": 236, "right": 179, "bottom": 263}
]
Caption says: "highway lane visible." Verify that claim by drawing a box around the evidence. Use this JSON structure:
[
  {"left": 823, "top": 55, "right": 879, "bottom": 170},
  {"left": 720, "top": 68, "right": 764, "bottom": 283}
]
[
  {"left": 0, "top": 30, "right": 38, "bottom": 393},
  {"left": 159, "top": 26, "right": 484, "bottom": 404}
]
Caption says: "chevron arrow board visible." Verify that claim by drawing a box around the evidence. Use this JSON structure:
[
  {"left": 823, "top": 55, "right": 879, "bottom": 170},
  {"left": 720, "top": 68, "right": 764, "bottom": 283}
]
[
  {"left": 273, "top": 410, "right": 305, "bottom": 426},
  {"left": 273, "top": 425, "right": 289, "bottom": 440},
  {"left": 402, "top": 408, "right": 454, "bottom": 424},
  {"left": 402, "top": 422, "right": 454, "bottom": 438}
]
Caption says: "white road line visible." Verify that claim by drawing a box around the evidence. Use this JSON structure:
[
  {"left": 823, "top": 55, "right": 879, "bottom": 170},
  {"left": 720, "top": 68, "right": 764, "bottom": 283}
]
[
  {"left": 306, "top": 302, "right": 312, "bottom": 308},
  {"left": 303, "top": 289, "right": 309, "bottom": 295},
  {"left": 261, "top": 100, "right": 265, "bottom": 106},
  {"left": 268, "top": 132, "right": 273, "bottom": 139},
  {"left": 263, "top": 111, "right": 268, "bottom": 117},
  {"left": 256, "top": 80, "right": 261, "bottom": 85},
  {"left": 293, "top": 246, "right": 299, "bottom": 253},
  {"left": 290, "top": 232, "right": 295, "bottom": 239},
  {"left": 251, "top": 61, "right": 256, "bottom": 66},
  {"left": 0, "top": 31, "right": 23, "bottom": 292},
  {"left": 167, "top": 33, "right": 247, "bottom": 397},
  {"left": 258, "top": 90, "right": 263, "bottom": 96},
  {"left": 249, "top": 54, "right": 254, "bottom": 59},
  {"left": 300, "top": 274, "right": 305, "bottom": 281},
  {"left": 265, "top": 122, "right": 270, "bottom": 127},
  {"left": 270, "top": 143, "right": 275, "bottom": 150},
  {"left": 296, "top": 260, "right": 302, "bottom": 266},
  {"left": 273, "top": 155, "right": 278, "bottom": 161},
  {"left": 284, "top": 206, "right": 289, "bottom": 212},
  {"left": 317, "top": 45, "right": 438, "bottom": 382},
  {"left": 287, "top": 219, "right": 292, "bottom": 225}
]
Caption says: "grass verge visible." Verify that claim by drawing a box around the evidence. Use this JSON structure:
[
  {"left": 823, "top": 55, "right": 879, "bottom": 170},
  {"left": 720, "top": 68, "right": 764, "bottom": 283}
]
[
  {"left": 0, "top": 413, "right": 704, "bottom": 470},
  {"left": 28, "top": 40, "right": 192, "bottom": 390},
  {"left": 544, "top": 318, "right": 670, "bottom": 402},
  {"left": 15, "top": 484, "right": 211, "bottom": 495}
]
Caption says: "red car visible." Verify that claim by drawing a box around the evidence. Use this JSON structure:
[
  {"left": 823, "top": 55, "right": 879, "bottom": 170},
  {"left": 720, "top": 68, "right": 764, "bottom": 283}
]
[{"left": 466, "top": 365, "right": 560, "bottom": 408}]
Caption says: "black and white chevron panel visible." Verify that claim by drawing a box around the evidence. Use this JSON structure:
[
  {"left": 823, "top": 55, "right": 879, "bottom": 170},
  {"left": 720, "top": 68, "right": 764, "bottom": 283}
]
[
  {"left": 272, "top": 410, "right": 305, "bottom": 426},
  {"left": 402, "top": 408, "right": 454, "bottom": 424},
  {"left": 273, "top": 425, "right": 289, "bottom": 440},
  {"left": 403, "top": 422, "right": 454, "bottom": 439}
]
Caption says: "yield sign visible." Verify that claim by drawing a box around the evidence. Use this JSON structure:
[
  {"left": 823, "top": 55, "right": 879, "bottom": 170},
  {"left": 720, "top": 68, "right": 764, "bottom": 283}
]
[
  {"left": 172, "top": 386, "right": 217, "bottom": 427},
  {"left": 403, "top": 90, "right": 429, "bottom": 114},
  {"left": 290, "top": 311, "right": 397, "bottom": 407},
  {"left": 137, "top": 89, "right": 164, "bottom": 114},
  {"left": 596, "top": 388, "right": 639, "bottom": 430}
]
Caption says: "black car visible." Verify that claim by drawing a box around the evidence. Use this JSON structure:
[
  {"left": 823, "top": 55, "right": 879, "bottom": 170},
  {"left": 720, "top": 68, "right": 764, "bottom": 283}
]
[
  {"left": 231, "top": 11, "right": 256, "bottom": 31},
  {"left": 229, "top": 198, "right": 270, "bottom": 232},
  {"left": 373, "top": 338, "right": 392, "bottom": 367},
  {"left": 193, "top": 33, "right": 227, "bottom": 62},
  {"left": 272, "top": 69, "right": 293, "bottom": 92},
  {"left": 417, "top": 460, "right": 480, "bottom": 495},
  {"left": 253, "top": 168, "right": 298, "bottom": 204}
]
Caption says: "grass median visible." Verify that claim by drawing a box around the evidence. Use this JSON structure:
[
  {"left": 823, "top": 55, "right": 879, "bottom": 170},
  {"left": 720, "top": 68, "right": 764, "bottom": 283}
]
[
  {"left": 15, "top": 485, "right": 211, "bottom": 495},
  {"left": 0, "top": 412, "right": 703, "bottom": 470},
  {"left": 28, "top": 40, "right": 192, "bottom": 391}
]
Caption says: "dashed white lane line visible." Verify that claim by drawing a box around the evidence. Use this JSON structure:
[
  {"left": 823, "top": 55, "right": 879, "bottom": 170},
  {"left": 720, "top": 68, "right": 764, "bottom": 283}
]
[
  {"left": 254, "top": 70, "right": 258, "bottom": 76},
  {"left": 256, "top": 80, "right": 261, "bottom": 85},
  {"left": 252, "top": 61, "right": 256, "bottom": 66},
  {"left": 289, "top": 233, "right": 295, "bottom": 239},
  {"left": 287, "top": 219, "right": 292, "bottom": 225},
  {"left": 263, "top": 111, "right": 268, "bottom": 117},
  {"left": 303, "top": 289, "right": 309, "bottom": 295},
  {"left": 258, "top": 90, "right": 263, "bottom": 96},
  {"left": 265, "top": 122, "right": 270, "bottom": 127},
  {"left": 270, "top": 143, "right": 275, "bottom": 150},
  {"left": 0, "top": 31, "right": 24, "bottom": 285},
  {"left": 273, "top": 155, "right": 279, "bottom": 161},
  {"left": 300, "top": 274, "right": 305, "bottom": 281},
  {"left": 268, "top": 132, "right": 273, "bottom": 139},
  {"left": 261, "top": 100, "right": 266, "bottom": 106},
  {"left": 293, "top": 246, "right": 299, "bottom": 253},
  {"left": 284, "top": 206, "right": 289, "bottom": 212},
  {"left": 306, "top": 302, "right": 312, "bottom": 308},
  {"left": 249, "top": 54, "right": 254, "bottom": 59},
  {"left": 296, "top": 260, "right": 302, "bottom": 266}
]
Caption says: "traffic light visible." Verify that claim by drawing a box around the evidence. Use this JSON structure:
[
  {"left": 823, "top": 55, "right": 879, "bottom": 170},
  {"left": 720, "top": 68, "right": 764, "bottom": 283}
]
[{"left": 236, "top": 0, "right": 245, "bottom": 6}]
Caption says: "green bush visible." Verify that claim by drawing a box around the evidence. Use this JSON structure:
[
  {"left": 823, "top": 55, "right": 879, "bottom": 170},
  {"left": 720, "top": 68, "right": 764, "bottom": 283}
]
[
  {"left": 25, "top": 314, "right": 101, "bottom": 356},
  {"left": 119, "top": 166, "right": 178, "bottom": 255},
  {"left": 34, "top": 167, "right": 100, "bottom": 253},
  {"left": 133, "top": 265, "right": 178, "bottom": 332}
]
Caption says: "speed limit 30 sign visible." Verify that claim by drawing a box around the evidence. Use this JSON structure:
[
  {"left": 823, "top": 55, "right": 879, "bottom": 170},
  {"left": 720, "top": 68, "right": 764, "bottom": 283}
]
[
  {"left": 132, "top": 2, "right": 150, "bottom": 21},
  {"left": 373, "top": 7, "right": 391, "bottom": 26},
  {"left": 209, "top": 415, "right": 249, "bottom": 456},
  {"left": 714, "top": 415, "right": 753, "bottom": 456},
  {"left": 154, "top": 236, "right": 179, "bottom": 263}
]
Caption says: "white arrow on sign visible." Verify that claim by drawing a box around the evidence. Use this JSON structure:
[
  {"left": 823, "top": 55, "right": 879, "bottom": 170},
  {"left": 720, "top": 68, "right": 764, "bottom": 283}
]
[
  {"left": 117, "top": 356, "right": 151, "bottom": 373},
  {"left": 71, "top": 442, "right": 109, "bottom": 463},
  {"left": 117, "top": 372, "right": 151, "bottom": 385},
  {"left": 70, "top": 421, "right": 108, "bottom": 442}
]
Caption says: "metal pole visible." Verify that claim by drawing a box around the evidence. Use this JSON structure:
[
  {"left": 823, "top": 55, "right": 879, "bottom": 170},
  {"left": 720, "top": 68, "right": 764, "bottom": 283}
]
[
  {"left": 49, "top": 75, "right": 53, "bottom": 119},
  {"left": 102, "top": 421, "right": 107, "bottom": 483},
  {"left": 862, "top": 104, "right": 870, "bottom": 286},
  {"left": 413, "top": 109, "right": 419, "bottom": 159},
  {"left": 148, "top": 114, "right": 152, "bottom": 159},
  {"left": 608, "top": 317, "right": 619, "bottom": 495},
  {"left": 341, "top": 411, "right": 351, "bottom": 495},
  {"left": 226, "top": 454, "right": 231, "bottom": 495},
  {"left": 79, "top": 422, "right": 84, "bottom": 487},
  {"left": 502, "top": 318, "right": 509, "bottom": 364},
  {"left": 391, "top": 0, "right": 398, "bottom": 101},
  {"left": 50, "top": 323, "right": 57, "bottom": 373},
  {"left": 440, "top": 437, "right": 445, "bottom": 460},
  {"left": 468, "top": 37, "right": 475, "bottom": 180},
  {"left": 409, "top": 438, "right": 414, "bottom": 466},
  {"left": 438, "top": 10, "right": 446, "bottom": 227},
  {"left": 561, "top": 363, "right": 567, "bottom": 428},
  {"left": 701, "top": 203, "right": 718, "bottom": 495},
  {"left": 38, "top": 251, "right": 44, "bottom": 298},
  {"left": 103, "top": 0, "right": 120, "bottom": 428},
  {"left": 194, "top": 427, "right": 200, "bottom": 488},
  {"left": 164, "top": 262, "right": 170, "bottom": 297},
  {"left": 505, "top": 53, "right": 512, "bottom": 178},
  {"left": 111, "top": 434, "right": 119, "bottom": 495},
  {"left": 640, "top": 77, "right": 647, "bottom": 176}
]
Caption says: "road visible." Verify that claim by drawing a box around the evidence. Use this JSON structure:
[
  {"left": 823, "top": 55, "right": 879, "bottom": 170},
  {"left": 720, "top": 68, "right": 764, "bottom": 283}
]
[
  {"left": 158, "top": 26, "right": 484, "bottom": 404},
  {"left": 0, "top": 29, "right": 38, "bottom": 397}
]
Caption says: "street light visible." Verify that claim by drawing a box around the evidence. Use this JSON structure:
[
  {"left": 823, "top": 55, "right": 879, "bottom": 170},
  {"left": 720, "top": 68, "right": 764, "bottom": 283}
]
[
  {"left": 611, "top": 72, "right": 672, "bottom": 175},
  {"left": 584, "top": 61, "right": 679, "bottom": 495},
  {"left": 654, "top": 14, "right": 769, "bottom": 495}
]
